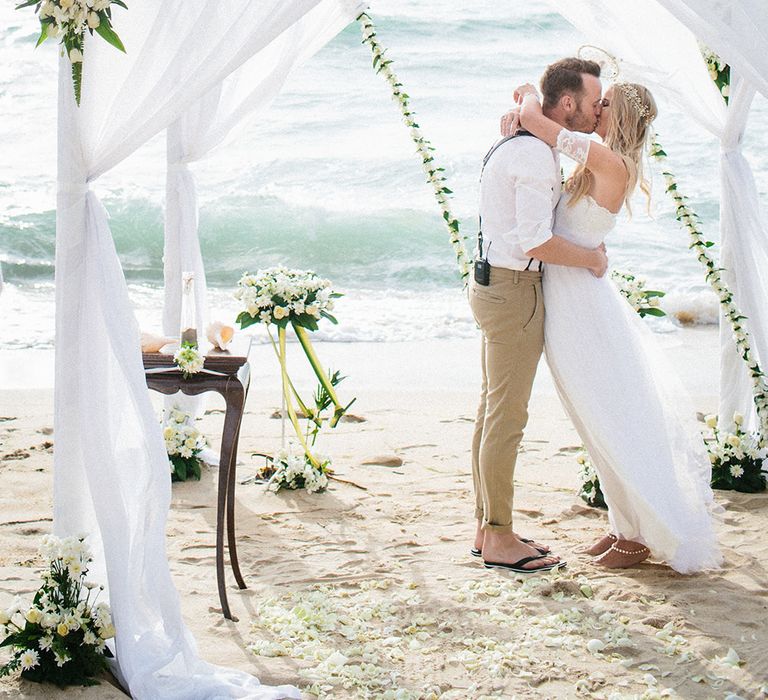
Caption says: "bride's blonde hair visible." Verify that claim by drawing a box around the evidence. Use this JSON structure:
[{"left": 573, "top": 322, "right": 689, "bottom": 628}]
[{"left": 566, "top": 82, "right": 657, "bottom": 215}]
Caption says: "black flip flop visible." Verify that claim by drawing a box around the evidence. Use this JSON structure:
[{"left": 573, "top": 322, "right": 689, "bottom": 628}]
[
  {"left": 483, "top": 555, "right": 566, "bottom": 574},
  {"left": 470, "top": 537, "right": 550, "bottom": 558}
]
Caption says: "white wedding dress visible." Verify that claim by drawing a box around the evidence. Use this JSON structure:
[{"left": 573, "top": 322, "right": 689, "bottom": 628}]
[{"left": 543, "top": 192, "right": 722, "bottom": 573}]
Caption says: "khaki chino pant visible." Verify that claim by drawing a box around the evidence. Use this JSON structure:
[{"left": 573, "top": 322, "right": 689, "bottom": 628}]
[{"left": 469, "top": 267, "right": 545, "bottom": 531}]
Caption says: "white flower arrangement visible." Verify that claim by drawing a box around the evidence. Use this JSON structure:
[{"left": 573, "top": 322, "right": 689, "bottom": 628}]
[
  {"left": 650, "top": 134, "right": 768, "bottom": 444},
  {"left": 357, "top": 12, "right": 471, "bottom": 285},
  {"left": 703, "top": 412, "right": 767, "bottom": 492},
  {"left": 235, "top": 268, "right": 353, "bottom": 479},
  {"left": 163, "top": 407, "right": 207, "bottom": 482},
  {"left": 173, "top": 342, "right": 204, "bottom": 379},
  {"left": 234, "top": 266, "right": 340, "bottom": 332},
  {"left": 575, "top": 448, "right": 607, "bottom": 509},
  {"left": 0, "top": 535, "right": 114, "bottom": 687},
  {"left": 610, "top": 270, "right": 666, "bottom": 318},
  {"left": 16, "top": 0, "right": 127, "bottom": 105},
  {"left": 700, "top": 44, "right": 730, "bottom": 103},
  {"left": 259, "top": 445, "right": 330, "bottom": 494}
]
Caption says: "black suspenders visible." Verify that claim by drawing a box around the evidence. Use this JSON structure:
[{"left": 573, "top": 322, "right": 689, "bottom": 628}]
[{"left": 478, "top": 130, "right": 543, "bottom": 273}]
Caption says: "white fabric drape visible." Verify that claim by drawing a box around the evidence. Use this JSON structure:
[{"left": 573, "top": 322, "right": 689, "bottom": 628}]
[
  {"left": 163, "top": 0, "right": 363, "bottom": 340},
  {"left": 54, "top": 1, "right": 361, "bottom": 697},
  {"left": 549, "top": 0, "right": 768, "bottom": 431},
  {"left": 656, "top": 0, "right": 768, "bottom": 100}
]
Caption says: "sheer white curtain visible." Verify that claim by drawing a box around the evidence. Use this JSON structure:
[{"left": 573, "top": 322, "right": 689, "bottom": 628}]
[
  {"left": 54, "top": 1, "right": 361, "bottom": 696},
  {"left": 549, "top": 0, "right": 768, "bottom": 431},
  {"left": 656, "top": 0, "right": 768, "bottom": 99},
  {"left": 163, "top": 0, "right": 363, "bottom": 341}
]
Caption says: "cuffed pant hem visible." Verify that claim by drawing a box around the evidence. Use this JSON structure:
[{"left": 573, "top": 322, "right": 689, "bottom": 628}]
[{"left": 481, "top": 520, "right": 514, "bottom": 533}]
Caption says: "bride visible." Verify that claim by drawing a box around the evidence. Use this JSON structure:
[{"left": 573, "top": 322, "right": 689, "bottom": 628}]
[{"left": 504, "top": 80, "right": 722, "bottom": 573}]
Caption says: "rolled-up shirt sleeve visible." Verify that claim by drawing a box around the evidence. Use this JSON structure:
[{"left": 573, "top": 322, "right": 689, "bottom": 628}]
[{"left": 508, "top": 174, "right": 555, "bottom": 256}]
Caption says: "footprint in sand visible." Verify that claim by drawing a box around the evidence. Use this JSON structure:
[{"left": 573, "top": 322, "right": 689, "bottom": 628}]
[{"left": 2, "top": 449, "right": 30, "bottom": 460}]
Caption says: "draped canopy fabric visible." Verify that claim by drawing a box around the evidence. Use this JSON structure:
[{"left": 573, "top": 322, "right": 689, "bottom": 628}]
[
  {"left": 549, "top": 0, "right": 768, "bottom": 431},
  {"left": 54, "top": 1, "right": 362, "bottom": 697},
  {"left": 655, "top": 0, "right": 768, "bottom": 100}
]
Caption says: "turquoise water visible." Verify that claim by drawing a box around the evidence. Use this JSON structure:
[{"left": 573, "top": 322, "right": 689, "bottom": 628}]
[{"left": 2, "top": 0, "right": 768, "bottom": 348}]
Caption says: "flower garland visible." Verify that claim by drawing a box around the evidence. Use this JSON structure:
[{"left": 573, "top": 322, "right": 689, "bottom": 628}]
[
  {"left": 0, "top": 535, "right": 114, "bottom": 687},
  {"left": 610, "top": 270, "right": 666, "bottom": 318},
  {"left": 163, "top": 407, "right": 207, "bottom": 482},
  {"left": 16, "top": 0, "right": 127, "bottom": 106},
  {"left": 650, "top": 136, "right": 768, "bottom": 443},
  {"left": 357, "top": 12, "right": 471, "bottom": 285},
  {"left": 173, "top": 341, "right": 204, "bottom": 379},
  {"left": 235, "top": 267, "right": 353, "bottom": 484},
  {"left": 703, "top": 412, "right": 767, "bottom": 492}
]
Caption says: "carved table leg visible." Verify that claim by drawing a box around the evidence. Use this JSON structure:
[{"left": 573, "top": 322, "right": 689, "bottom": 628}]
[{"left": 225, "top": 380, "right": 247, "bottom": 591}]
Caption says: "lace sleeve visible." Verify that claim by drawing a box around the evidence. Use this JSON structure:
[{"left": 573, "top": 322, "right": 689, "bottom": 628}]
[{"left": 555, "top": 129, "right": 590, "bottom": 164}]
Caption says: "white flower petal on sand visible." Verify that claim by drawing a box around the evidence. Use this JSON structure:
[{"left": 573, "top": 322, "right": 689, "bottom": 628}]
[{"left": 718, "top": 647, "right": 742, "bottom": 667}]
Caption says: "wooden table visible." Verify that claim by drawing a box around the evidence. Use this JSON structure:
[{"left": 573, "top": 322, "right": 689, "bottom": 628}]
[{"left": 142, "top": 336, "right": 252, "bottom": 620}]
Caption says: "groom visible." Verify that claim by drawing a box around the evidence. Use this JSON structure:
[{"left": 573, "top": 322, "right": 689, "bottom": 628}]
[{"left": 469, "top": 57, "right": 607, "bottom": 572}]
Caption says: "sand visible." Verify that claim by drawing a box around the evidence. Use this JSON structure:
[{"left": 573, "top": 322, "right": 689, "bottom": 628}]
[{"left": 1, "top": 328, "right": 767, "bottom": 699}]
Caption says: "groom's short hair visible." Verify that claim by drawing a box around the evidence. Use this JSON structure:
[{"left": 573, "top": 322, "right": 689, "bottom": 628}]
[{"left": 540, "top": 58, "right": 601, "bottom": 110}]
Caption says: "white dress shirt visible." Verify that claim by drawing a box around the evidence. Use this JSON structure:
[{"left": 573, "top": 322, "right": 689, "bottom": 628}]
[{"left": 479, "top": 135, "right": 561, "bottom": 271}]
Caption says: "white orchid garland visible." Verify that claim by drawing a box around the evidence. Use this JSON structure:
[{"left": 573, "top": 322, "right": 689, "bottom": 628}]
[
  {"left": 357, "top": 12, "right": 471, "bottom": 285},
  {"left": 650, "top": 136, "right": 768, "bottom": 444}
]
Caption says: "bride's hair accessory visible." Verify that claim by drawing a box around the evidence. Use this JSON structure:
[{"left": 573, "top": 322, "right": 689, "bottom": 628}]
[
  {"left": 615, "top": 82, "right": 654, "bottom": 125},
  {"left": 577, "top": 45, "right": 620, "bottom": 81}
]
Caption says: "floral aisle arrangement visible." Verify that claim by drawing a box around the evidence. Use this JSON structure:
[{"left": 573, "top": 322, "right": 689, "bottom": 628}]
[
  {"left": 357, "top": 12, "right": 472, "bottom": 285},
  {"left": 234, "top": 267, "right": 354, "bottom": 491},
  {"left": 260, "top": 445, "right": 330, "bottom": 494},
  {"left": 610, "top": 270, "right": 666, "bottom": 317},
  {"left": 16, "top": 0, "right": 127, "bottom": 105},
  {"left": 163, "top": 407, "right": 207, "bottom": 482},
  {"left": 0, "top": 536, "right": 114, "bottom": 687},
  {"left": 576, "top": 448, "right": 607, "bottom": 509},
  {"left": 704, "top": 413, "right": 767, "bottom": 493}
]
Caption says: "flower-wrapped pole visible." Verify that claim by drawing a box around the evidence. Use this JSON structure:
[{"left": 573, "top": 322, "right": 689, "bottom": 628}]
[
  {"left": 16, "top": 0, "right": 127, "bottom": 105},
  {"left": 357, "top": 12, "right": 471, "bottom": 286},
  {"left": 650, "top": 136, "right": 768, "bottom": 444}
]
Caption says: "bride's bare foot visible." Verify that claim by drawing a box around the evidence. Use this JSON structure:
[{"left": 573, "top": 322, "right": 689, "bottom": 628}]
[
  {"left": 583, "top": 533, "right": 617, "bottom": 556},
  {"left": 594, "top": 539, "right": 650, "bottom": 568}
]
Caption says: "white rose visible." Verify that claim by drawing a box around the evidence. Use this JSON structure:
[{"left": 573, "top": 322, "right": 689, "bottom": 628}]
[
  {"left": 273, "top": 306, "right": 289, "bottom": 320},
  {"left": 0, "top": 610, "right": 10, "bottom": 625},
  {"left": 87, "top": 11, "right": 100, "bottom": 28},
  {"left": 705, "top": 414, "right": 718, "bottom": 429},
  {"left": 733, "top": 412, "right": 744, "bottom": 426},
  {"left": 69, "top": 48, "right": 83, "bottom": 63},
  {"left": 306, "top": 304, "right": 320, "bottom": 318}
]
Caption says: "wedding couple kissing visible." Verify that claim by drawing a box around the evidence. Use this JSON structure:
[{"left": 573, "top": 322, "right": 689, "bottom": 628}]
[{"left": 469, "top": 57, "right": 722, "bottom": 575}]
